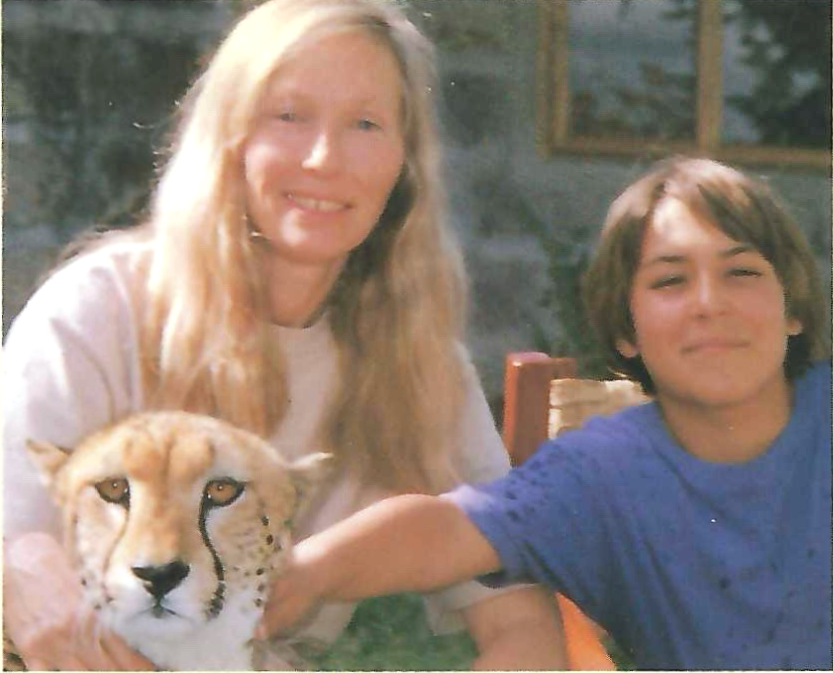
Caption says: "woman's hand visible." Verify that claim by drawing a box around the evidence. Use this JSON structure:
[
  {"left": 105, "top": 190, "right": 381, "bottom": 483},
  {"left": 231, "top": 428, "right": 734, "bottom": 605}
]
[{"left": 3, "top": 532, "right": 155, "bottom": 671}]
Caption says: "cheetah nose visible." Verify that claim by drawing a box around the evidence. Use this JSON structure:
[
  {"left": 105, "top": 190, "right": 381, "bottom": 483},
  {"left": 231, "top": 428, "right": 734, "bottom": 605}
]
[{"left": 132, "top": 560, "right": 190, "bottom": 599}]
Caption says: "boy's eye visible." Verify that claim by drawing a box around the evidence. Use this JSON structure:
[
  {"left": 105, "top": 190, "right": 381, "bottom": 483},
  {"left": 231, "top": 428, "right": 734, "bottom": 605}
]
[
  {"left": 276, "top": 111, "right": 297, "bottom": 122},
  {"left": 728, "top": 267, "right": 762, "bottom": 278},
  {"left": 95, "top": 478, "right": 130, "bottom": 507},
  {"left": 649, "top": 275, "right": 684, "bottom": 290}
]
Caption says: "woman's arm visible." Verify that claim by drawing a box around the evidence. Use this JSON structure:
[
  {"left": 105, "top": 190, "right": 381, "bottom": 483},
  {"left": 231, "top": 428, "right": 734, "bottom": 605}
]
[
  {"left": 3, "top": 248, "right": 142, "bottom": 539},
  {"left": 463, "top": 587, "right": 567, "bottom": 670},
  {"left": 259, "top": 493, "right": 501, "bottom": 636},
  {"left": 3, "top": 248, "right": 151, "bottom": 669}
]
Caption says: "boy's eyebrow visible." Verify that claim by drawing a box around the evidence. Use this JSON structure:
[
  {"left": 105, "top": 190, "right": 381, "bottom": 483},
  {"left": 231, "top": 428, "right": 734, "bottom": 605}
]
[
  {"left": 720, "top": 243, "right": 756, "bottom": 258},
  {"left": 644, "top": 244, "right": 756, "bottom": 267}
]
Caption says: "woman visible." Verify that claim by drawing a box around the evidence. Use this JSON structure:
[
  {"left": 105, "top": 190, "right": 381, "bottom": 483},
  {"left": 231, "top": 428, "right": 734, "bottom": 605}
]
[
  {"left": 2, "top": 0, "right": 564, "bottom": 669},
  {"left": 259, "top": 157, "right": 831, "bottom": 670}
]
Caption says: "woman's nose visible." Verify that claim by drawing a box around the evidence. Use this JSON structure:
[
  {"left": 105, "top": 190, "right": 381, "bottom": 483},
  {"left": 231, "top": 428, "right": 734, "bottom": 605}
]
[{"left": 302, "top": 128, "right": 342, "bottom": 174}]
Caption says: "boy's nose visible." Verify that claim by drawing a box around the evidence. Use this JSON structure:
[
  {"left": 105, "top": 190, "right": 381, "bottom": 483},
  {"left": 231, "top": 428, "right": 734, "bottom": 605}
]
[{"left": 692, "top": 275, "right": 726, "bottom": 314}]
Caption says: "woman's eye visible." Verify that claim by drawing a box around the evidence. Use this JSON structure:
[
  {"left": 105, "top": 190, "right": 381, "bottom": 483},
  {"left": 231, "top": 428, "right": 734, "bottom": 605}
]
[
  {"left": 203, "top": 478, "right": 246, "bottom": 508},
  {"left": 95, "top": 478, "right": 130, "bottom": 507},
  {"left": 356, "top": 118, "right": 380, "bottom": 131},
  {"left": 276, "top": 111, "right": 297, "bottom": 123}
]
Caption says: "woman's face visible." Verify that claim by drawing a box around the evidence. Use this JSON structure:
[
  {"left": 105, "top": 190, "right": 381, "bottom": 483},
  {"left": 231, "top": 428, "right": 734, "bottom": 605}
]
[
  {"left": 243, "top": 30, "right": 406, "bottom": 271},
  {"left": 618, "top": 197, "right": 802, "bottom": 410}
]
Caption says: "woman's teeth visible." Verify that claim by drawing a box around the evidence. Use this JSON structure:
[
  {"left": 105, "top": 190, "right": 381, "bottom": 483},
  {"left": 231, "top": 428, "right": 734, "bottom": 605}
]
[{"left": 289, "top": 194, "right": 346, "bottom": 212}]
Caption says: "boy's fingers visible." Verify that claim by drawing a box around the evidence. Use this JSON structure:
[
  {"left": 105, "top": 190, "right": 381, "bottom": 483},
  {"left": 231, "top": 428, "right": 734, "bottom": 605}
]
[
  {"left": 258, "top": 580, "right": 315, "bottom": 639},
  {"left": 258, "top": 590, "right": 291, "bottom": 638}
]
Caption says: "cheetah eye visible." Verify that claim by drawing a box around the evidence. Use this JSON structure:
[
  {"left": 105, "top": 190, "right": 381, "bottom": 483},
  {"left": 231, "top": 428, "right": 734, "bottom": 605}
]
[
  {"left": 94, "top": 478, "right": 130, "bottom": 507},
  {"left": 203, "top": 478, "right": 245, "bottom": 508}
]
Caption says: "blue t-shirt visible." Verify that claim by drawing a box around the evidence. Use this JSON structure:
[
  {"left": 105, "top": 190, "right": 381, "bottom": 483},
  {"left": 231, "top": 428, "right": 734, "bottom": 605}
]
[{"left": 447, "top": 361, "right": 831, "bottom": 670}]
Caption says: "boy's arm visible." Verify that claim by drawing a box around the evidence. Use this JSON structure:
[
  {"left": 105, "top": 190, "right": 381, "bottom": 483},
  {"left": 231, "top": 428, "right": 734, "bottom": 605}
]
[{"left": 259, "top": 493, "right": 501, "bottom": 636}]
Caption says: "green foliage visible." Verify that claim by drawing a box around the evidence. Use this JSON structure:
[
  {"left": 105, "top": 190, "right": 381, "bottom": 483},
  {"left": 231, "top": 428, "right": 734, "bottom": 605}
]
[{"left": 536, "top": 238, "right": 609, "bottom": 379}]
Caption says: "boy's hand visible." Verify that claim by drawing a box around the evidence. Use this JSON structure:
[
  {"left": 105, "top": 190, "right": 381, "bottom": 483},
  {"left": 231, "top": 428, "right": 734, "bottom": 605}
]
[{"left": 257, "top": 539, "right": 328, "bottom": 639}]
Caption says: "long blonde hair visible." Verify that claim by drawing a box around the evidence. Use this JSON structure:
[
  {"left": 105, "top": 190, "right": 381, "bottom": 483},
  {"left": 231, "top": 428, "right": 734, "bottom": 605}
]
[{"left": 133, "top": 0, "right": 467, "bottom": 494}]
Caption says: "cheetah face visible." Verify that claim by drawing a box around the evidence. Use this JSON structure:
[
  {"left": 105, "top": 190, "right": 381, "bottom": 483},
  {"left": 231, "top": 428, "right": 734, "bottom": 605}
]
[{"left": 27, "top": 411, "right": 331, "bottom": 669}]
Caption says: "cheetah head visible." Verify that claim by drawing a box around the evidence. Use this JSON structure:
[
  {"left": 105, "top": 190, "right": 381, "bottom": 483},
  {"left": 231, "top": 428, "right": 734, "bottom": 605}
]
[{"left": 26, "top": 411, "right": 331, "bottom": 670}]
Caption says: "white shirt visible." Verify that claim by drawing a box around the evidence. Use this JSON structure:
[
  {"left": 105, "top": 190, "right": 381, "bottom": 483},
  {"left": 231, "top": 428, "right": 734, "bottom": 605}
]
[{"left": 3, "top": 241, "right": 514, "bottom": 642}]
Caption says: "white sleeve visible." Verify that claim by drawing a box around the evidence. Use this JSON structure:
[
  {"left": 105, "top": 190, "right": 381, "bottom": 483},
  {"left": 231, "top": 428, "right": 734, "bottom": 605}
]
[
  {"left": 451, "top": 349, "right": 512, "bottom": 485},
  {"left": 422, "top": 346, "right": 516, "bottom": 635},
  {"left": 2, "top": 249, "right": 143, "bottom": 540}
]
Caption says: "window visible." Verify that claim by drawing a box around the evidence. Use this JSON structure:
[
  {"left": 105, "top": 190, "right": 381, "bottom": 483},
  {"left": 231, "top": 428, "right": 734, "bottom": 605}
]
[{"left": 536, "top": 0, "right": 830, "bottom": 169}]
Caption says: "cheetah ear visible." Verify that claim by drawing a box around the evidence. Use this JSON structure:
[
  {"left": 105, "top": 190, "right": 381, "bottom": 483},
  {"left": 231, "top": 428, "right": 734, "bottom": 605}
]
[
  {"left": 25, "top": 439, "right": 72, "bottom": 492},
  {"left": 287, "top": 452, "right": 333, "bottom": 521}
]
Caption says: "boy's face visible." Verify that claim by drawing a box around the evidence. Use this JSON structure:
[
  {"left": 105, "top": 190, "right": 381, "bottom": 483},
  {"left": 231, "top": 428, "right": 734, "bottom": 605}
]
[{"left": 616, "top": 197, "right": 802, "bottom": 410}]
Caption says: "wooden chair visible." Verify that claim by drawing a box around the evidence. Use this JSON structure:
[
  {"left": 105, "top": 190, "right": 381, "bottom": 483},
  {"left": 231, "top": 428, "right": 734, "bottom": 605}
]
[{"left": 501, "top": 352, "right": 649, "bottom": 670}]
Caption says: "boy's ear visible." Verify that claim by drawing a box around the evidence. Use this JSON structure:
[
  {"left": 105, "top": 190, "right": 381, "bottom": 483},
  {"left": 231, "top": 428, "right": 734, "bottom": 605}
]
[
  {"left": 616, "top": 337, "right": 639, "bottom": 359},
  {"left": 786, "top": 316, "right": 803, "bottom": 337}
]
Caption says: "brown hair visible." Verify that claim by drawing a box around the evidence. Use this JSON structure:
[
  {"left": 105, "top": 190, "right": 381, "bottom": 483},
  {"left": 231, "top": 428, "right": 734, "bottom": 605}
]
[{"left": 582, "top": 156, "right": 826, "bottom": 394}]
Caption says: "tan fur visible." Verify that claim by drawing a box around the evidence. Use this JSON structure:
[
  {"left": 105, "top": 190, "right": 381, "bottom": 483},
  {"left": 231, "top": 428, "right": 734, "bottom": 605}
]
[{"left": 25, "top": 411, "right": 331, "bottom": 670}]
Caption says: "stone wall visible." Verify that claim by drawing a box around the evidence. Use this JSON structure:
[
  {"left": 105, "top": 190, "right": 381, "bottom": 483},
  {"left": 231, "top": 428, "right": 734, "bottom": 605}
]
[{"left": 4, "top": 0, "right": 830, "bottom": 408}]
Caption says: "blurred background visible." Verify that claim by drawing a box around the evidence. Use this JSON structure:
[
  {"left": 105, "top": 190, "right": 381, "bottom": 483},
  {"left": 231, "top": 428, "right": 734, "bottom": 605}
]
[{"left": 3, "top": 1, "right": 830, "bottom": 667}]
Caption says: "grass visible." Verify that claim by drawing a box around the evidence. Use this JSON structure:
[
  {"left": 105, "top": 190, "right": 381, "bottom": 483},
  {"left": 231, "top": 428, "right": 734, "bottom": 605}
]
[{"left": 302, "top": 593, "right": 477, "bottom": 670}]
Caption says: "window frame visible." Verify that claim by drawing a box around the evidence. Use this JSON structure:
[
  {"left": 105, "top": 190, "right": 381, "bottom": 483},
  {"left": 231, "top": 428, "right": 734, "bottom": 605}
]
[{"left": 535, "top": 0, "right": 829, "bottom": 170}]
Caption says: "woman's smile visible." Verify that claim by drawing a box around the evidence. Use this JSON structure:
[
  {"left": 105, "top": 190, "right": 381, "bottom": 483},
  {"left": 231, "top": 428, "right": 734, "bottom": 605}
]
[{"left": 285, "top": 193, "right": 351, "bottom": 214}]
